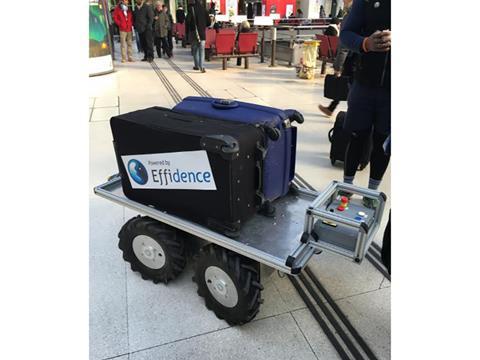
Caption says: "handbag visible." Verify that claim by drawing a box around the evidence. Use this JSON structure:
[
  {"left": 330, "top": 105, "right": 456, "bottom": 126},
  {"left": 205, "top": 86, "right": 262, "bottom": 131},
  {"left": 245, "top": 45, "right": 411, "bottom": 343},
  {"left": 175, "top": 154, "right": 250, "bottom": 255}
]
[{"left": 324, "top": 74, "right": 350, "bottom": 101}]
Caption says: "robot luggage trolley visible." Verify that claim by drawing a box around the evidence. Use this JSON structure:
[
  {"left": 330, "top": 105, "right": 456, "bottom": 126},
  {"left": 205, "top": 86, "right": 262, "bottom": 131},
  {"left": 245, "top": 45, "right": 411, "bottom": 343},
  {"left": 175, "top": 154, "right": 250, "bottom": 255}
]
[{"left": 94, "top": 175, "right": 386, "bottom": 325}]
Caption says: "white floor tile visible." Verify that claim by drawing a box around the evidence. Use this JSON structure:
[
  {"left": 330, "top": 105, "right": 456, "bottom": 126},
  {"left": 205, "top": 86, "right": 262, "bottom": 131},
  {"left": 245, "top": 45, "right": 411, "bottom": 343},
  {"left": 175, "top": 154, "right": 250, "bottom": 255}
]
[
  {"left": 95, "top": 96, "right": 119, "bottom": 108},
  {"left": 130, "top": 313, "right": 317, "bottom": 360},
  {"left": 91, "top": 107, "right": 119, "bottom": 122}
]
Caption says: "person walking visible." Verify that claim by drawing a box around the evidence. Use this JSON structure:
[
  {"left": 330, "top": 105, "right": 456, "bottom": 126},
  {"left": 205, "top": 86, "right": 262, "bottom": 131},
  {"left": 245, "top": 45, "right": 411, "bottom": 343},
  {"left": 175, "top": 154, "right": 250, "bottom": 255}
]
[
  {"left": 176, "top": 4, "right": 186, "bottom": 24},
  {"left": 153, "top": 1, "right": 172, "bottom": 58},
  {"left": 134, "top": 0, "right": 155, "bottom": 62},
  {"left": 318, "top": 0, "right": 353, "bottom": 116},
  {"left": 186, "top": 0, "right": 211, "bottom": 72},
  {"left": 339, "top": 0, "right": 391, "bottom": 206},
  {"left": 113, "top": 0, "right": 135, "bottom": 62},
  {"left": 163, "top": 4, "right": 174, "bottom": 54}
]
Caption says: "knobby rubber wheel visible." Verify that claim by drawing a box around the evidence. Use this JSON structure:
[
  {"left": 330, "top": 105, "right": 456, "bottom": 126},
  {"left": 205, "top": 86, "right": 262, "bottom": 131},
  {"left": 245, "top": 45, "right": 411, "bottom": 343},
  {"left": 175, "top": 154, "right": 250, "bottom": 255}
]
[
  {"left": 193, "top": 245, "right": 264, "bottom": 325},
  {"left": 118, "top": 216, "right": 186, "bottom": 284}
]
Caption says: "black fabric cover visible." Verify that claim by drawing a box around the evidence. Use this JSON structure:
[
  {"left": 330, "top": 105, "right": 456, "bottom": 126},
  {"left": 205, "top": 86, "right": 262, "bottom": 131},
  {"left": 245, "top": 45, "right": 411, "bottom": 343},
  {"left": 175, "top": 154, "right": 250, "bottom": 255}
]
[
  {"left": 324, "top": 74, "right": 350, "bottom": 101},
  {"left": 110, "top": 107, "right": 264, "bottom": 234}
]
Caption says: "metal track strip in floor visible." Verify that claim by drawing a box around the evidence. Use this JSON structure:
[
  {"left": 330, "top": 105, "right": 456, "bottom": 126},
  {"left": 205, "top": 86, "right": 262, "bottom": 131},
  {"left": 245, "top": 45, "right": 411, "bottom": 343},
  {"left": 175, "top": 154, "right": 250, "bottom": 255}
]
[
  {"left": 290, "top": 267, "right": 380, "bottom": 360},
  {"left": 165, "top": 58, "right": 212, "bottom": 98},
  {"left": 150, "top": 60, "right": 182, "bottom": 104}
]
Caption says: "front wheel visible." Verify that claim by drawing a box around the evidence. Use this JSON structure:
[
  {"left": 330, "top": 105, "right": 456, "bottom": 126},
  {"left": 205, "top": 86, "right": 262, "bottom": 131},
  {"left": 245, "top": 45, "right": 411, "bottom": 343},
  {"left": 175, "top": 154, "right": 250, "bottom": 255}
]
[
  {"left": 118, "top": 216, "right": 186, "bottom": 284},
  {"left": 193, "top": 245, "right": 263, "bottom": 325}
]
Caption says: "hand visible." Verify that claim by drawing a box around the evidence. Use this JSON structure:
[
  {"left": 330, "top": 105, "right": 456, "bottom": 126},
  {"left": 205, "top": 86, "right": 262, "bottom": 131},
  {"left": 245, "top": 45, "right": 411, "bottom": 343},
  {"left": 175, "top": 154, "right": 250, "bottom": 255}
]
[
  {"left": 334, "top": 70, "right": 341, "bottom": 77},
  {"left": 365, "top": 30, "right": 391, "bottom": 52}
]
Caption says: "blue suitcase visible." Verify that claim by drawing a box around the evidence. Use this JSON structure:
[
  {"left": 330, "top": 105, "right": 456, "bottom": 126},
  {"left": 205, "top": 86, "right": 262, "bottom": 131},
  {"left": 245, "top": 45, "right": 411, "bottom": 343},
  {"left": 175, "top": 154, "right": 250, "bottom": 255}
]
[{"left": 173, "top": 96, "right": 304, "bottom": 215}]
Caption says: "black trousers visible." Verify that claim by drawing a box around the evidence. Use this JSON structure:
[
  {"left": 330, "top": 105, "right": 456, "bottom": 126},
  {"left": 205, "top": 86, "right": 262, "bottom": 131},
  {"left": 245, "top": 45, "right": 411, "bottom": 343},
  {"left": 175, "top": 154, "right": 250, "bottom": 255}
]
[
  {"left": 328, "top": 99, "right": 340, "bottom": 112},
  {"left": 167, "top": 30, "right": 173, "bottom": 50},
  {"left": 154, "top": 36, "right": 171, "bottom": 57},
  {"left": 139, "top": 29, "right": 154, "bottom": 59}
]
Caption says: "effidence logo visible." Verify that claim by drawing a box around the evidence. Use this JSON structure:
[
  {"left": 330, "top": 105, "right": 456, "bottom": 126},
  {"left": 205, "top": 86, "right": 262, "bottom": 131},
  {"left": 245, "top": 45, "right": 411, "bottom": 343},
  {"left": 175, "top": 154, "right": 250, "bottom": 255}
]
[
  {"left": 122, "top": 151, "right": 217, "bottom": 191},
  {"left": 127, "top": 159, "right": 148, "bottom": 185}
]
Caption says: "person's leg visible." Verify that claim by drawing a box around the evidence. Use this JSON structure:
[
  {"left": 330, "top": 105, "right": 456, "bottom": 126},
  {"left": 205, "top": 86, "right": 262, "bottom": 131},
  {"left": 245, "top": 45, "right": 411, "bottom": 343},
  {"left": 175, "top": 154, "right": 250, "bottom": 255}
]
[
  {"left": 199, "top": 40, "right": 206, "bottom": 71},
  {"left": 368, "top": 88, "right": 391, "bottom": 189},
  {"left": 145, "top": 29, "right": 154, "bottom": 60},
  {"left": 328, "top": 99, "right": 340, "bottom": 112},
  {"left": 139, "top": 31, "right": 147, "bottom": 60},
  {"left": 127, "top": 31, "right": 134, "bottom": 61},
  {"left": 343, "top": 129, "right": 372, "bottom": 184},
  {"left": 161, "top": 37, "right": 169, "bottom": 57},
  {"left": 191, "top": 39, "right": 200, "bottom": 69},
  {"left": 119, "top": 31, "right": 127, "bottom": 61},
  {"left": 368, "top": 131, "right": 390, "bottom": 189},
  {"left": 135, "top": 30, "right": 143, "bottom": 53},
  {"left": 154, "top": 36, "right": 162, "bottom": 57},
  {"left": 167, "top": 30, "right": 173, "bottom": 51},
  {"left": 342, "top": 82, "right": 376, "bottom": 185}
]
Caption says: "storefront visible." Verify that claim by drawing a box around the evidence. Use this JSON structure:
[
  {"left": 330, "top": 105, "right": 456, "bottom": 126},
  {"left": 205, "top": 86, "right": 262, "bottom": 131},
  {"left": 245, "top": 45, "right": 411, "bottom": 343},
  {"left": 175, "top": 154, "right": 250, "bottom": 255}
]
[{"left": 213, "top": 0, "right": 295, "bottom": 17}]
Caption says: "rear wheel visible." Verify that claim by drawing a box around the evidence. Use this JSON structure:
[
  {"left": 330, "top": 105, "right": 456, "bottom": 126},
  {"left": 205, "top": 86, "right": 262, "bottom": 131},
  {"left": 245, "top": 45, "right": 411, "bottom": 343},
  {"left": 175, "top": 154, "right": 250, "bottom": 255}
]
[
  {"left": 118, "top": 216, "right": 186, "bottom": 284},
  {"left": 193, "top": 245, "right": 263, "bottom": 325}
]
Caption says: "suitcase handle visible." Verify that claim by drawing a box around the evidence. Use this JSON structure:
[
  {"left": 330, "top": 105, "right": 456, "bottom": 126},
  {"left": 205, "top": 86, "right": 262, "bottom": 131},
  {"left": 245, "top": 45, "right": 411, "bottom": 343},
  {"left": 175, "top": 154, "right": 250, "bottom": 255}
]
[
  {"left": 284, "top": 109, "right": 305, "bottom": 124},
  {"left": 211, "top": 99, "right": 239, "bottom": 109}
]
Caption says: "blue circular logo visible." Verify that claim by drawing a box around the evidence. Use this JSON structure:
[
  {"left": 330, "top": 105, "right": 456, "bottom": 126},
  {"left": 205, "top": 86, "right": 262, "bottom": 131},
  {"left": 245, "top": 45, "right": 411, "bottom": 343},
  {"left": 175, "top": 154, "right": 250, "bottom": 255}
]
[{"left": 128, "top": 159, "right": 148, "bottom": 185}]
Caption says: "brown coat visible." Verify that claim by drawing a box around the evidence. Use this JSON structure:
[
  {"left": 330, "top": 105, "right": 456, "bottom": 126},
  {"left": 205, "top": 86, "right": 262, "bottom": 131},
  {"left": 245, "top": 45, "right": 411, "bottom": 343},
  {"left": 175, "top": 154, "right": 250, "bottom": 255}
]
[{"left": 154, "top": 10, "right": 169, "bottom": 38}]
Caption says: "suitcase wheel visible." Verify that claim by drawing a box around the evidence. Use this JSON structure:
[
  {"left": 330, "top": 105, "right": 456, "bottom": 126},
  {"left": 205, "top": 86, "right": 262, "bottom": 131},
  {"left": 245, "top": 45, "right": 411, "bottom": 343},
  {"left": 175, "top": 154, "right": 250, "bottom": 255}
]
[{"left": 265, "top": 126, "right": 281, "bottom": 141}]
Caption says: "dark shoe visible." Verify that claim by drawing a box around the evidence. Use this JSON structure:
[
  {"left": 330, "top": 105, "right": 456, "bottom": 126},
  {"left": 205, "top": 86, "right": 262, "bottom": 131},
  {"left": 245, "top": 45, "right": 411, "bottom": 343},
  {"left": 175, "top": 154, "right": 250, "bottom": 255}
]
[
  {"left": 141, "top": 58, "right": 148, "bottom": 61},
  {"left": 337, "top": 190, "right": 353, "bottom": 199},
  {"left": 193, "top": 66, "right": 199, "bottom": 70},
  {"left": 318, "top": 104, "right": 333, "bottom": 117},
  {"left": 201, "top": 68, "right": 206, "bottom": 73}
]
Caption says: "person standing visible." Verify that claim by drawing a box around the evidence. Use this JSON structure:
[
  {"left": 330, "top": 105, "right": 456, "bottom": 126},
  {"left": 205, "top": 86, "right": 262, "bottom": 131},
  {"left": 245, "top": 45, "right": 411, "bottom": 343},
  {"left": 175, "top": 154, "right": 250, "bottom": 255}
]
[
  {"left": 319, "top": 5, "right": 326, "bottom": 18},
  {"left": 339, "top": 0, "right": 391, "bottom": 206},
  {"left": 186, "top": 0, "right": 211, "bottom": 73},
  {"left": 113, "top": 0, "right": 135, "bottom": 62},
  {"left": 134, "top": 0, "right": 155, "bottom": 62},
  {"left": 176, "top": 4, "right": 186, "bottom": 24},
  {"left": 163, "top": 4, "right": 174, "bottom": 54},
  {"left": 153, "top": 1, "right": 171, "bottom": 58}
]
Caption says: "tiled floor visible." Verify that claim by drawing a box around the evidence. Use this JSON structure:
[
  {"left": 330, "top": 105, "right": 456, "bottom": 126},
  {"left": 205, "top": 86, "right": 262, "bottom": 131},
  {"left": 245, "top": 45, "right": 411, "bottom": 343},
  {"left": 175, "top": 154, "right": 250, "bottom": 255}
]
[{"left": 90, "top": 42, "right": 391, "bottom": 360}]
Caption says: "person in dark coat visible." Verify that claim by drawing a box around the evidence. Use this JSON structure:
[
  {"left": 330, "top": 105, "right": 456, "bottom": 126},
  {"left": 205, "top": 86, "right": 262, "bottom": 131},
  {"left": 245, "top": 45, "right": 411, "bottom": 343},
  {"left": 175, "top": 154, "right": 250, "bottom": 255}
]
[
  {"left": 176, "top": 5, "right": 186, "bottom": 24},
  {"left": 134, "top": 0, "right": 154, "bottom": 61},
  {"left": 339, "top": 0, "right": 391, "bottom": 205},
  {"left": 153, "top": 1, "right": 171, "bottom": 58},
  {"left": 163, "top": 4, "right": 174, "bottom": 53},
  {"left": 186, "top": 0, "right": 211, "bottom": 72}
]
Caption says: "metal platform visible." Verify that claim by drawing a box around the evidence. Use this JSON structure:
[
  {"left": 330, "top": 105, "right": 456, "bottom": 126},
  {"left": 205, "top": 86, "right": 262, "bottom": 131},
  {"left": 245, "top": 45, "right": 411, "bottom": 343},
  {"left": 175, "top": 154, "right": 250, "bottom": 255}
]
[{"left": 94, "top": 174, "right": 320, "bottom": 274}]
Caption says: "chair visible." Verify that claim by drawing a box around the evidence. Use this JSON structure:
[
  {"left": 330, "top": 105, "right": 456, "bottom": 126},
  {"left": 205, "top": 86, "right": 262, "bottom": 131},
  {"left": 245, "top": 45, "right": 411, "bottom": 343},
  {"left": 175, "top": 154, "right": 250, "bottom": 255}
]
[
  {"left": 316, "top": 34, "right": 337, "bottom": 74},
  {"left": 205, "top": 29, "right": 217, "bottom": 61},
  {"left": 212, "top": 32, "right": 236, "bottom": 69},
  {"left": 237, "top": 32, "right": 259, "bottom": 69},
  {"left": 175, "top": 23, "right": 186, "bottom": 47}
]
